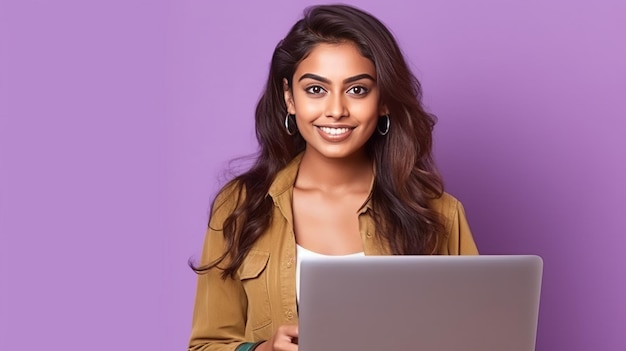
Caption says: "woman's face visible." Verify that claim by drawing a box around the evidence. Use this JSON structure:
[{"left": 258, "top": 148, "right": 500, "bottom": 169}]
[{"left": 284, "top": 42, "right": 386, "bottom": 161}]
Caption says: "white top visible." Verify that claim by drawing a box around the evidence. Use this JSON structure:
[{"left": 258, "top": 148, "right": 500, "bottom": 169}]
[{"left": 296, "top": 244, "right": 365, "bottom": 301}]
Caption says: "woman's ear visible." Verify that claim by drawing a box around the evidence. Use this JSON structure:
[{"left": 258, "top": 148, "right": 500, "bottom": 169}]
[
  {"left": 379, "top": 104, "right": 389, "bottom": 116},
  {"left": 283, "top": 78, "right": 295, "bottom": 114}
]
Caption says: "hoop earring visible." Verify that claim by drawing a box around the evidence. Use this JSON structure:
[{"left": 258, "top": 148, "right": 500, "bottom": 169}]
[
  {"left": 377, "top": 115, "right": 390, "bottom": 136},
  {"left": 284, "top": 113, "right": 297, "bottom": 136}
]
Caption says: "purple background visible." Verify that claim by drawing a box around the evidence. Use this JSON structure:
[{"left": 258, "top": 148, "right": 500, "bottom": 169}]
[{"left": 1, "top": 0, "right": 624, "bottom": 350}]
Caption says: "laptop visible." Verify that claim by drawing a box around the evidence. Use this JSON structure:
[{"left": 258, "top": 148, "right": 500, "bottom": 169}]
[{"left": 298, "top": 255, "right": 543, "bottom": 351}]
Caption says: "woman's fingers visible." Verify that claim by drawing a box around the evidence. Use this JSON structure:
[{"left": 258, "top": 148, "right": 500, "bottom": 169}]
[
  {"left": 257, "top": 324, "right": 299, "bottom": 351},
  {"left": 274, "top": 324, "right": 299, "bottom": 351}
]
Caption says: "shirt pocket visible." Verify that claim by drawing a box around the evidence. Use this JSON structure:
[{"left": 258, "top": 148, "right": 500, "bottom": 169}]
[{"left": 239, "top": 249, "right": 272, "bottom": 332}]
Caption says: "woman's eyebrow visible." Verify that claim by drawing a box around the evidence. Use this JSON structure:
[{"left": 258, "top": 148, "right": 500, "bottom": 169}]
[
  {"left": 343, "top": 73, "right": 375, "bottom": 84},
  {"left": 298, "top": 73, "right": 376, "bottom": 84}
]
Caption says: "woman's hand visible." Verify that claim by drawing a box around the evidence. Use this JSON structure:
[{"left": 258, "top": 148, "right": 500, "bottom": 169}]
[{"left": 256, "top": 324, "right": 299, "bottom": 351}]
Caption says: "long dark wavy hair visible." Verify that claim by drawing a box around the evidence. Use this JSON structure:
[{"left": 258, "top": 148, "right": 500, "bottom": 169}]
[{"left": 193, "top": 4, "right": 445, "bottom": 278}]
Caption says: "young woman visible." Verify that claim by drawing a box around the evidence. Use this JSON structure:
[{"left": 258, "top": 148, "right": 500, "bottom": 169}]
[{"left": 189, "top": 4, "right": 478, "bottom": 351}]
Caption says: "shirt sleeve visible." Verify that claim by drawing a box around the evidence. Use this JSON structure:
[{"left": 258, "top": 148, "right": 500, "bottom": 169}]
[
  {"left": 434, "top": 193, "right": 479, "bottom": 255},
  {"left": 445, "top": 199, "right": 479, "bottom": 255},
  {"left": 189, "top": 188, "right": 248, "bottom": 351}
]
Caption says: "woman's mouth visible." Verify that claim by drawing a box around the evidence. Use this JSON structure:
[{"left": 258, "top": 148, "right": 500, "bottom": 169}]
[
  {"left": 318, "top": 126, "right": 351, "bottom": 135},
  {"left": 316, "top": 126, "right": 354, "bottom": 142}
]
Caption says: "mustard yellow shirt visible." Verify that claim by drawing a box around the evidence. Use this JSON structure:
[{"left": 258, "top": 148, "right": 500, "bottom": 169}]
[{"left": 189, "top": 155, "right": 479, "bottom": 351}]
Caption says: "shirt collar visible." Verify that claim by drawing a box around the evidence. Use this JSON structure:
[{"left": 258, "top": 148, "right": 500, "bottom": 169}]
[{"left": 268, "top": 153, "right": 304, "bottom": 199}]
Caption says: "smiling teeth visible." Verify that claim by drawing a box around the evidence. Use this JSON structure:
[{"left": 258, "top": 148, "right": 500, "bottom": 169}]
[{"left": 319, "top": 127, "right": 350, "bottom": 135}]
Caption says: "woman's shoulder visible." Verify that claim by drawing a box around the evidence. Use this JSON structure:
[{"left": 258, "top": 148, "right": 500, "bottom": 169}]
[
  {"left": 430, "top": 192, "right": 462, "bottom": 214},
  {"left": 213, "top": 179, "right": 246, "bottom": 206},
  {"left": 208, "top": 180, "right": 247, "bottom": 227},
  {"left": 429, "top": 192, "right": 470, "bottom": 226},
  {"left": 430, "top": 192, "right": 479, "bottom": 255}
]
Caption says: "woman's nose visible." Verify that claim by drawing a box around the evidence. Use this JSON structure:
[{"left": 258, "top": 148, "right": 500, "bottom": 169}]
[{"left": 324, "top": 93, "right": 348, "bottom": 119}]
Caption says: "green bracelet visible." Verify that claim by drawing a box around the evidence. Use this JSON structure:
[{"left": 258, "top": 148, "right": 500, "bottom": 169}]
[{"left": 236, "top": 341, "right": 264, "bottom": 351}]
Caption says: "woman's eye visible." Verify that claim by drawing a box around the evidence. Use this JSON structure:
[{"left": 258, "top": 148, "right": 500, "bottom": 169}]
[
  {"left": 306, "top": 86, "right": 325, "bottom": 95},
  {"left": 348, "top": 86, "right": 369, "bottom": 95}
]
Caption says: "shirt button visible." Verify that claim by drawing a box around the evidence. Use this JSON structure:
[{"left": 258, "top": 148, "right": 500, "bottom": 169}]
[
  {"left": 286, "top": 309, "right": 294, "bottom": 320},
  {"left": 366, "top": 232, "right": 372, "bottom": 238},
  {"left": 286, "top": 257, "right": 294, "bottom": 268}
]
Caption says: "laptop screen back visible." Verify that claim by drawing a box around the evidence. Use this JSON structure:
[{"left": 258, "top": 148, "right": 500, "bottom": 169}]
[{"left": 298, "top": 255, "right": 543, "bottom": 351}]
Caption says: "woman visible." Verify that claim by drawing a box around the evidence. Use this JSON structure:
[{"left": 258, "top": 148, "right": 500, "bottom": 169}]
[{"left": 189, "top": 4, "right": 478, "bottom": 351}]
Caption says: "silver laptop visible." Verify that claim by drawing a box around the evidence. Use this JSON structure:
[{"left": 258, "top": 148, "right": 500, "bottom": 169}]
[{"left": 298, "top": 255, "right": 543, "bottom": 351}]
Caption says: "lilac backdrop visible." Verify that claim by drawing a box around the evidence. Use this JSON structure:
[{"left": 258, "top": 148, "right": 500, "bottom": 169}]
[{"left": 1, "top": 0, "right": 624, "bottom": 350}]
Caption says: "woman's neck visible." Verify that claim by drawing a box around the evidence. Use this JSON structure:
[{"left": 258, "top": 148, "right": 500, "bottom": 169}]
[{"left": 295, "top": 148, "right": 374, "bottom": 194}]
